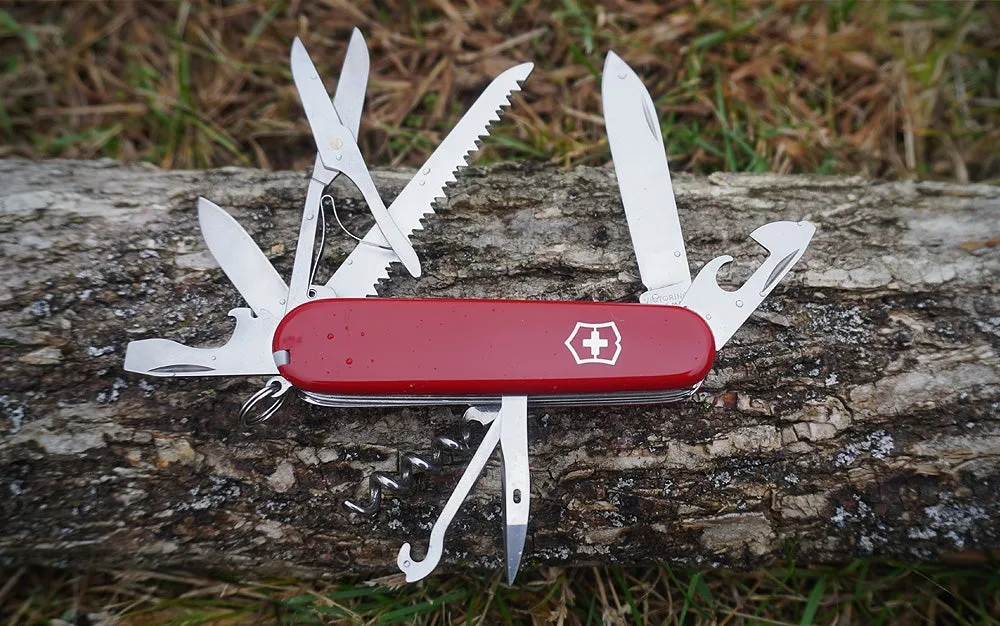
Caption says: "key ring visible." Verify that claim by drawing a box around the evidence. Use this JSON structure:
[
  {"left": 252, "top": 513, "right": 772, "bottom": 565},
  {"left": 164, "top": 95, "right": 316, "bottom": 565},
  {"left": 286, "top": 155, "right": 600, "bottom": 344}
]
[{"left": 239, "top": 377, "right": 293, "bottom": 427}]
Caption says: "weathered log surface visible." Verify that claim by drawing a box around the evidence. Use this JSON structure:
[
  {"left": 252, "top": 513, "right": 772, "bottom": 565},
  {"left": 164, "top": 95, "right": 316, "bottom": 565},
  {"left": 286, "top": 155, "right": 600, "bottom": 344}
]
[{"left": 1, "top": 158, "right": 999, "bottom": 578}]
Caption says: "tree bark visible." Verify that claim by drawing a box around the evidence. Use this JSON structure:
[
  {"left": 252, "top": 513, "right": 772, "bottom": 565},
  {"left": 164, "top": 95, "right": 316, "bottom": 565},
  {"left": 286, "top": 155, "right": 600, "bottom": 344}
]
[{"left": 1, "top": 158, "right": 999, "bottom": 578}]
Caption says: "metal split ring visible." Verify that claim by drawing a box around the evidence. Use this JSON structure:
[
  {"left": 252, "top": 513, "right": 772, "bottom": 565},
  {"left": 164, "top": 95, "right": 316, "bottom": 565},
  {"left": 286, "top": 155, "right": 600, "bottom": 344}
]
[{"left": 239, "top": 377, "right": 293, "bottom": 427}]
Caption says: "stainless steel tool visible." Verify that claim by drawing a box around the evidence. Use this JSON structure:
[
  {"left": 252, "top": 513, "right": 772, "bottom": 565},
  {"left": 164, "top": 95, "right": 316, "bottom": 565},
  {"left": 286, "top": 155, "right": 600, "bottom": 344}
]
[{"left": 123, "top": 36, "right": 815, "bottom": 585}]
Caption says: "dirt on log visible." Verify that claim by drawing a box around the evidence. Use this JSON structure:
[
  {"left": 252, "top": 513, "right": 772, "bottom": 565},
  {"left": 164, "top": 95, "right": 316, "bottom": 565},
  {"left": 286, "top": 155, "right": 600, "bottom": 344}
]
[{"left": 1, "top": 158, "right": 999, "bottom": 579}]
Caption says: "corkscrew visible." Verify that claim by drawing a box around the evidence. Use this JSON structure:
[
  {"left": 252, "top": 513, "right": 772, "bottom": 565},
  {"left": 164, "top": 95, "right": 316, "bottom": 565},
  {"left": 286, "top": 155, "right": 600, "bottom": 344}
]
[{"left": 345, "top": 412, "right": 487, "bottom": 516}]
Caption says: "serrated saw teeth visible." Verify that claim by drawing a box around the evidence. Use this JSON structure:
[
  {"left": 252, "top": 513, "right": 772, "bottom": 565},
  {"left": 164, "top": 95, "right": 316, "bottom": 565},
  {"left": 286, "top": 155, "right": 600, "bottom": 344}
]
[{"left": 323, "top": 62, "right": 534, "bottom": 298}]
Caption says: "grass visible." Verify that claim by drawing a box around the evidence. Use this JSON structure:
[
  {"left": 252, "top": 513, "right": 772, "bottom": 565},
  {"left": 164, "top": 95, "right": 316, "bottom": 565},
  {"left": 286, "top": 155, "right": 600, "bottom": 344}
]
[
  {"left": 3, "top": 560, "right": 999, "bottom": 625},
  {"left": 2, "top": 1, "right": 1000, "bottom": 624},
  {"left": 0, "top": 1, "right": 997, "bottom": 180}
]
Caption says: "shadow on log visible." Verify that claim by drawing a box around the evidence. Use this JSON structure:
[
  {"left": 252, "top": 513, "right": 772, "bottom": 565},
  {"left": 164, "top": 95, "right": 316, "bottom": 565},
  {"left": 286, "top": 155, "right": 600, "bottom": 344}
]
[{"left": 1, "top": 159, "right": 999, "bottom": 577}]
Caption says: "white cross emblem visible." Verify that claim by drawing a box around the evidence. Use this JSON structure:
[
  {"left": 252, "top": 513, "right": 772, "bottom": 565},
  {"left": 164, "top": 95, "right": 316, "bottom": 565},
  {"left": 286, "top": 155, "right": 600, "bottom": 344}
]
[
  {"left": 582, "top": 329, "right": 609, "bottom": 358},
  {"left": 564, "top": 322, "right": 622, "bottom": 365}
]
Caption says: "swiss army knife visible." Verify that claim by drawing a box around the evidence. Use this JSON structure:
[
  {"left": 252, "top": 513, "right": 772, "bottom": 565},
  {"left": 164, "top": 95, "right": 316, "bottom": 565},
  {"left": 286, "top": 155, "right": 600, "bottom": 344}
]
[{"left": 124, "top": 31, "right": 815, "bottom": 585}]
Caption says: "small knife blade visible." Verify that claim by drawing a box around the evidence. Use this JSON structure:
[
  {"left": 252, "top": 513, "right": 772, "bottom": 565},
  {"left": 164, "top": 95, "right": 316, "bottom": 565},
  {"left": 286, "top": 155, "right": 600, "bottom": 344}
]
[
  {"left": 603, "top": 51, "right": 690, "bottom": 305},
  {"left": 499, "top": 394, "right": 529, "bottom": 584},
  {"left": 197, "top": 198, "right": 287, "bottom": 319}
]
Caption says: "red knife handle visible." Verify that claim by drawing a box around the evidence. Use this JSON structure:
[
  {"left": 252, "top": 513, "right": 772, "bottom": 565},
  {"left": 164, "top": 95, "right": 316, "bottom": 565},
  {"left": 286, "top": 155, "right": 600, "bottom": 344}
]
[{"left": 272, "top": 298, "right": 715, "bottom": 396}]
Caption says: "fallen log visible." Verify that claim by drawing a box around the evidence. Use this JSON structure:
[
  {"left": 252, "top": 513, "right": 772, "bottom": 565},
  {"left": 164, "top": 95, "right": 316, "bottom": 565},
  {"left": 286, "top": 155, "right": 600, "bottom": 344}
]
[{"left": 1, "top": 158, "right": 998, "bottom": 578}]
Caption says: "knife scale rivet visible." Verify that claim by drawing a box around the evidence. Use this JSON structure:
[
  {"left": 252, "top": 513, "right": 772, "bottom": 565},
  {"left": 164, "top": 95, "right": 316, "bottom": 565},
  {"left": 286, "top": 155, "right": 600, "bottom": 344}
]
[
  {"left": 736, "top": 300, "right": 744, "bottom": 308},
  {"left": 330, "top": 137, "right": 343, "bottom": 150},
  {"left": 674, "top": 250, "right": 681, "bottom": 257}
]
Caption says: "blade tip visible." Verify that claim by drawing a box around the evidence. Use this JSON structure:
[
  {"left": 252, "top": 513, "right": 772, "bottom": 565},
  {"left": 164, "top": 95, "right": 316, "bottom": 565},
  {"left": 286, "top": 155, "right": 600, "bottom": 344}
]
[
  {"left": 348, "top": 28, "right": 369, "bottom": 61},
  {"left": 604, "top": 50, "right": 625, "bottom": 72},
  {"left": 602, "top": 51, "right": 634, "bottom": 100},
  {"left": 504, "top": 524, "right": 527, "bottom": 584},
  {"left": 290, "top": 36, "right": 307, "bottom": 61},
  {"left": 196, "top": 196, "right": 220, "bottom": 223},
  {"left": 506, "top": 554, "right": 523, "bottom": 585},
  {"left": 504, "top": 62, "right": 534, "bottom": 82}
]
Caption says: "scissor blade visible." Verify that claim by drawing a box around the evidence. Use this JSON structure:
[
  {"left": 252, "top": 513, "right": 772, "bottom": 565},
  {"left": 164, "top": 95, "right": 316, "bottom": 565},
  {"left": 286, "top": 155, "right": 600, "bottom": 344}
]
[
  {"left": 499, "top": 395, "right": 529, "bottom": 584},
  {"left": 603, "top": 52, "right": 690, "bottom": 305},
  {"left": 291, "top": 37, "right": 421, "bottom": 279},
  {"left": 333, "top": 27, "right": 369, "bottom": 141},
  {"left": 197, "top": 198, "right": 287, "bottom": 318},
  {"left": 326, "top": 62, "right": 534, "bottom": 297},
  {"left": 291, "top": 37, "right": 344, "bottom": 143}
]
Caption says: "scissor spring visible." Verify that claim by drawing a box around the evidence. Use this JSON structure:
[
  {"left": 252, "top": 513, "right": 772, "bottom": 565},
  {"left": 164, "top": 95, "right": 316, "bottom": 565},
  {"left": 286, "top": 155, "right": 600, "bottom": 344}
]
[{"left": 297, "top": 386, "right": 699, "bottom": 409}]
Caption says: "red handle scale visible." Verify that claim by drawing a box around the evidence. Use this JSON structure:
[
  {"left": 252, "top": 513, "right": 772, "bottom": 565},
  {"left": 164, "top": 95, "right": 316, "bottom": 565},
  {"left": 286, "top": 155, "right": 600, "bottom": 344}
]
[{"left": 273, "top": 299, "right": 715, "bottom": 396}]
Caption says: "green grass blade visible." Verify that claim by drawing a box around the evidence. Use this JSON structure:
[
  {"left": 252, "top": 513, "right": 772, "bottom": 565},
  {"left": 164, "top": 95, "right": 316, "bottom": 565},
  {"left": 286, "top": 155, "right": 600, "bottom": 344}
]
[{"left": 799, "top": 574, "right": 827, "bottom": 625}]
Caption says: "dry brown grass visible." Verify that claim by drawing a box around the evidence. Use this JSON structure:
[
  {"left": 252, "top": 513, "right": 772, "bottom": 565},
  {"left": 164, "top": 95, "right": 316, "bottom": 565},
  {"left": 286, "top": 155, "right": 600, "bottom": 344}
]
[
  {"left": 1, "top": 0, "right": 997, "bottom": 180},
  {"left": 2, "top": 2, "right": 1000, "bottom": 623}
]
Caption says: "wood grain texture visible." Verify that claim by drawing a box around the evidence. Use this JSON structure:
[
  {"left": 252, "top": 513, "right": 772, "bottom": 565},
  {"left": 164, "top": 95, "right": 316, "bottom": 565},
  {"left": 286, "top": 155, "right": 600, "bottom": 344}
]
[{"left": 1, "top": 159, "right": 999, "bottom": 578}]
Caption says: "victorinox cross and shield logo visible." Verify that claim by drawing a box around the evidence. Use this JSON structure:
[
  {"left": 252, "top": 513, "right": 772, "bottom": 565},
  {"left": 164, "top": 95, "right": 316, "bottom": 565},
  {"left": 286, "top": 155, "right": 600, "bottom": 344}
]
[{"left": 564, "top": 321, "right": 622, "bottom": 365}]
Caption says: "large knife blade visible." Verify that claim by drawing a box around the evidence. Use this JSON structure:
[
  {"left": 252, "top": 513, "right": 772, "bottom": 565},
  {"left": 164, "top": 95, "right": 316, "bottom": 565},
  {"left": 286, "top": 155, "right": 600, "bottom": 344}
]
[
  {"left": 325, "top": 61, "right": 534, "bottom": 297},
  {"left": 603, "top": 51, "right": 690, "bottom": 306},
  {"left": 197, "top": 198, "right": 287, "bottom": 319}
]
